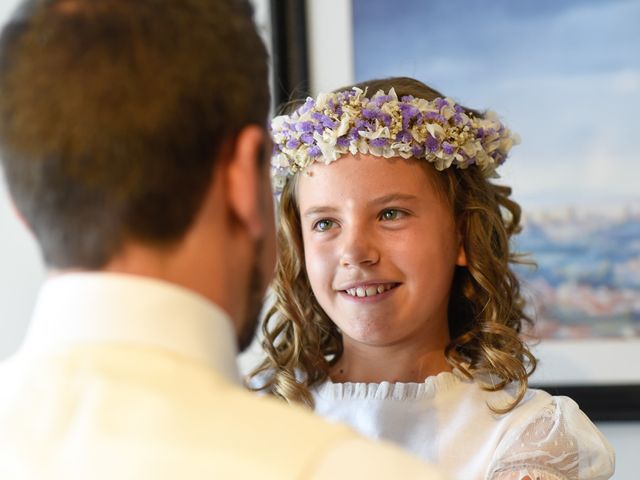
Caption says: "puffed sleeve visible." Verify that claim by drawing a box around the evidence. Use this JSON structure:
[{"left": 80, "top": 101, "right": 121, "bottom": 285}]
[{"left": 486, "top": 396, "right": 615, "bottom": 480}]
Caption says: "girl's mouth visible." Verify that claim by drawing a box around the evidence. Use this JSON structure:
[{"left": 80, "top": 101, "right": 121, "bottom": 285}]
[{"left": 343, "top": 283, "right": 399, "bottom": 298}]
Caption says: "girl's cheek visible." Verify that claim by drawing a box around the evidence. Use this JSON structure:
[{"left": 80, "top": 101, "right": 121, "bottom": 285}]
[{"left": 306, "top": 246, "right": 334, "bottom": 282}]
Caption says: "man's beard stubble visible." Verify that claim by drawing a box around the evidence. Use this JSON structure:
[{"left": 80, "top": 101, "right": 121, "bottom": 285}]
[{"left": 237, "top": 239, "right": 266, "bottom": 353}]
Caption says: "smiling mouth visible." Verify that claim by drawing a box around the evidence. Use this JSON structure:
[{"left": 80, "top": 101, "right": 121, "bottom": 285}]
[{"left": 343, "top": 283, "right": 398, "bottom": 298}]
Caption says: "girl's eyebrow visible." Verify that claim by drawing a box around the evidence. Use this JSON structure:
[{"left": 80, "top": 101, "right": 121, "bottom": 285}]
[
  {"left": 303, "top": 206, "right": 339, "bottom": 218},
  {"left": 302, "top": 193, "right": 418, "bottom": 218},
  {"left": 371, "top": 193, "right": 419, "bottom": 205}
]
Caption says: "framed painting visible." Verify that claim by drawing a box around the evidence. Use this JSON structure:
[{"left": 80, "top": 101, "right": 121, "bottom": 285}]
[{"left": 271, "top": 0, "right": 640, "bottom": 421}]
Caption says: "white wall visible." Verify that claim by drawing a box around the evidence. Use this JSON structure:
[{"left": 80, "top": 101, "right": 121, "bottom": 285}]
[
  {"left": 0, "top": 178, "right": 45, "bottom": 357},
  {"left": 0, "top": 1, "right": 45, "bottom": 360}
]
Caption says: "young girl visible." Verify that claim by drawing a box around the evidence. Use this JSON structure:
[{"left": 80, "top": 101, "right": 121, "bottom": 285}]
[{"left": 252, "top": 77, "right": 615, "bottom": 479}]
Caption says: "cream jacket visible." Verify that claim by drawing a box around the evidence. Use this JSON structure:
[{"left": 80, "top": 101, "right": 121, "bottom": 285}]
[{"left": 0, "top": 273, "right": 446, "bottom": 479}]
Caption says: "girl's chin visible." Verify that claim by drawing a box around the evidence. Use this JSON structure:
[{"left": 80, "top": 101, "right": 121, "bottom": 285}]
[{"left": 339, "top": 330, "right": 405, "bottom": 348}]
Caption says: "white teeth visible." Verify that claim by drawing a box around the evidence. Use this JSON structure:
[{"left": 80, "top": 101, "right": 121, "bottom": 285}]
[
  {"left": 365, "top": 286, "right": 378, "bottom": 296},
  {"left": 345, "top": 283, "right": 395, "bottom": 297}
]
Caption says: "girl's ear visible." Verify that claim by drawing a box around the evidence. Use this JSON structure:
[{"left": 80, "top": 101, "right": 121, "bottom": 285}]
[
  {"left": 456, "top": 243, "right": 467, "bottom": 266},
  {"left": 455, "top": 231, "right": 467, "bottom": 266}
]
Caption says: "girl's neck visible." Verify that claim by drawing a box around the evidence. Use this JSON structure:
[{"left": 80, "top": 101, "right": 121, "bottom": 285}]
[{"left": 329, "top": 341, "right": 452, "bottom": 384}]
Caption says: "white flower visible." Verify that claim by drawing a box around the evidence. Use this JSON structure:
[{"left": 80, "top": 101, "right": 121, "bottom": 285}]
[
  {"left": 426, "top": 123, "right": 445, "bottom": 139},
  {"left": 358, "top": 126, "right": 391, "bottom": 140},
  {"left": 336, "top": 115, "right": 351, "bottom": 137},
  {"left": 315, "top": 93, "right": 329, "bottom": 110},
  {"left": 272, "top": 153, "right": 290, "bottom": 169}
]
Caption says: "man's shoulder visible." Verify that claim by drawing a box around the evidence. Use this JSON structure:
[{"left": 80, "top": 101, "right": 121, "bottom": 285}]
[
  {"left": 0, "top": 345, "right": 353, "bottom": 454},
  {"left": 0, "top": 346, "right": 448, "bottom": 479}
]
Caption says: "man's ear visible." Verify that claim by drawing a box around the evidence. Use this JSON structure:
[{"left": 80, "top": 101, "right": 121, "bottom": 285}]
[{"left": 225, "top": 125, "right": 266, "bottom": 240}]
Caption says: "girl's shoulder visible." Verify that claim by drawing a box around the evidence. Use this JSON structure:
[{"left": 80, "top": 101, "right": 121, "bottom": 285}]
[
  {"left": 485, "top": 388, "right": 615, "bottom": 479},
  {"left": 314, "top": 374, "right": 615, "bottom": 479}
]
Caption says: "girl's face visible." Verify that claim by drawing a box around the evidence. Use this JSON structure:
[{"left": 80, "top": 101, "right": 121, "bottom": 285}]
[{"left": 297, "top": 154, "right": 466, "bottom": 349}]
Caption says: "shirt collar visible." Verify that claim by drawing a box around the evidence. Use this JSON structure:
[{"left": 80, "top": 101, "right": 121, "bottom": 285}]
[{"left": 22, "top": 272, "right": 241, "bottom": 384}]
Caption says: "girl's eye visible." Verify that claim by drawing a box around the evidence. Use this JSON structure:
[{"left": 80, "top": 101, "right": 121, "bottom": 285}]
[
  {"left": 313, "top": 219, "right": 335, "bottom": 232},
  {"left": 380, "top": 209, "right": 405, "bottom": 221}
]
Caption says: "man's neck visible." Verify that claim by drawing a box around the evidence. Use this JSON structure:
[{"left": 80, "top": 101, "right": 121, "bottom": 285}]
[{"left": 102, "top": 233, "right": 248, "bottom": 336}]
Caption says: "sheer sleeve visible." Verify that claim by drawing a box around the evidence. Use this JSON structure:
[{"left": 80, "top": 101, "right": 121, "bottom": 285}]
[{"left": 486, "top": 396, "right": 615, "bottom": 480}]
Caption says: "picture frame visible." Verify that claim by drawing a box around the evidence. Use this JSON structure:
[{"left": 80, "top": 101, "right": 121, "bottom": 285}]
[{"left": 269, "top": 0, "right": 640, "bottom": 421}]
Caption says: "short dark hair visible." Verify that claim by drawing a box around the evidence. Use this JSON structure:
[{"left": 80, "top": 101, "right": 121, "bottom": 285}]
[{"left": 0, "top": 0, "right": 269, "bottom": 268}]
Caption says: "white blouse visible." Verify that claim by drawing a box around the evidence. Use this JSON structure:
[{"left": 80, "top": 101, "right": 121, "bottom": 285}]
[{"left": 312, "top": 371, "right": 615, "bottom": 480}]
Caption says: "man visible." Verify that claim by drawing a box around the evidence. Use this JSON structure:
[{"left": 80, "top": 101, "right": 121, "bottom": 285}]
[{"left": 0, "top": 0, "right": 446, "bottom": 478}]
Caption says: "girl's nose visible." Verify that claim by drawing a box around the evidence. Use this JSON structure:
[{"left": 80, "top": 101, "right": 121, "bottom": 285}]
[{"left": 339, "top": 227, "right": 380, "bottom": 268}]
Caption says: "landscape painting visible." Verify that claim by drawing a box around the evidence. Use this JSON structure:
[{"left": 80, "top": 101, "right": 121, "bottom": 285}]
[{"left": 352, "top": 0, "right": 640, "bottom": 341}]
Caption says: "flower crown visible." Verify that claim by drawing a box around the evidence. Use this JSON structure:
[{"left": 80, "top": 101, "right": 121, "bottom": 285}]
[{"left": 270, "top": 87, "right": 519, "bottom": 192}]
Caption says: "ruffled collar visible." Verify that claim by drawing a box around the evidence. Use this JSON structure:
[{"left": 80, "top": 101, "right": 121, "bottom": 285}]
[{"left": 313, "top": 369, "right": 467, "bottom": 401}]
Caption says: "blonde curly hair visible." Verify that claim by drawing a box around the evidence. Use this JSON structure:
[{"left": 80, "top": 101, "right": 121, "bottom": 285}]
[{"left": 249, "top": 77, "right": 536, "bottom": 413}]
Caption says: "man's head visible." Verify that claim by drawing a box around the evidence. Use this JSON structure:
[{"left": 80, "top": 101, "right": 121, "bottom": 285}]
[
  {"left": 0, "top": 0, "right": 274, "bottom": 350},
  {"left": 0, "top": 0, "right": 269, "bottom": 268}
]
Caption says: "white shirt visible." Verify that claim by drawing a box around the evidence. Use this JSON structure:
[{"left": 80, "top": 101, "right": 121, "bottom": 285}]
[
  {"left": 0, "top": 273, "right": 447, "bottom": 480},
  {"left": 313, "top": 370, "right": 615, "bottom": 480}
]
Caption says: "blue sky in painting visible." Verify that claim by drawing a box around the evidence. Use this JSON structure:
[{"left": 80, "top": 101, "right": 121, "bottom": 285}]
[{"left": 353, "top": 0, "right": 640, "bottom": 207}]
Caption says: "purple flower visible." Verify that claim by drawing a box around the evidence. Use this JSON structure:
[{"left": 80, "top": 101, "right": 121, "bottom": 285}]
[
  {"left": 299, "top": 98, "right": 315, "bottom": 114},
  {"left": 381, "top": 113, "right": 392, "bottom": 127},
  {"left": 426, "top": 135, "right": 439, "bottom": 153},
  {"left": 336, "top": 136, "right": 350, "bottom": 148},
  {"left": 435, "top": 98, "right": 448, "bottom": 110},
  {"left": 348, "top": 127, "right": 359, "bottom": 140},
  {"left": 280, "top": 130, "right": 292, "bottom": 140},
  {"left": 300, "top": 133, "right": 314, "bottom": 144},
  {"left": 454, "top": 104, "right": 464, "bottom": 114},
  {"left": 372, "top": 94, "right": 391, "bottom": 107},
  {"left": 442, "top": 142, "right": 455, "bottom": 155},
  {"left": 491, "top": 151, "right": 506, "bottom": 164},
  {"left": 296, "top": 121, "right": 314, "bottom": 133},
  {"left": 308, "top": 145, "right": 322, "bottom": 157},
  {"left": 370, "top": 138, "right": 388, "bottom": 148},
  {"left": 425, "top": 111, "right": 446, "bottom": 123},
  {"left": 452, "top": 113, "right": 463, "bottom": 125},
  {"left": 286, "top": 138, "right": 300, "bottom": 149},
  {"left": 476, "top": 128, "right": 485, "bottom": 139},
  {"left": 399, "top": 104, "right": 419, "bottom": 129},
  {"left": 342, "top": 89, "right": 356, "bottom": 100},
  {"left": 362, "top": 108, "right": 379, "bottom": 120},
  {"left": 355, "top": 119, "right": 374, "bottom": 131},
  {"left": 311, "top": 112, "right": 337, "bottom": 129},
  {"left": 396, "top": 130, "right": 412, "bottom": 143},
  {"left": 310, "top": 111, "right": 326, "bottom": 123},
  {"left": 399, "top": 103, "right": 419, "bottom": 117},
  {"left": 401, "top": 95, "right": 415, "bottom": 102},
  {"left": 411, "top": 144, "right": 425, "bottom": 157}
]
